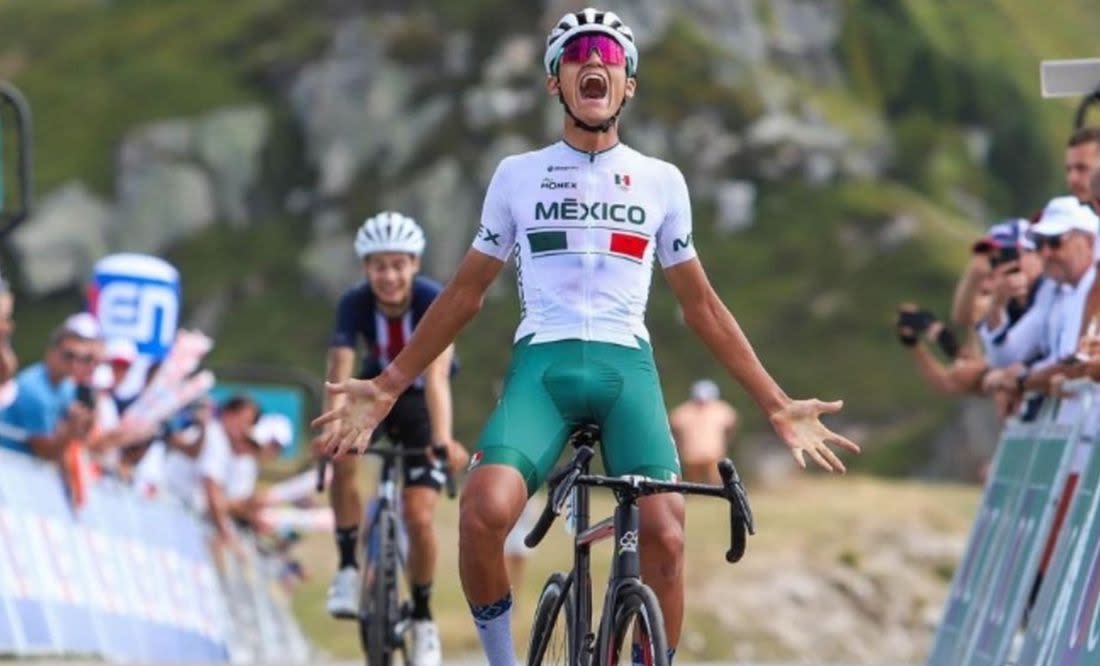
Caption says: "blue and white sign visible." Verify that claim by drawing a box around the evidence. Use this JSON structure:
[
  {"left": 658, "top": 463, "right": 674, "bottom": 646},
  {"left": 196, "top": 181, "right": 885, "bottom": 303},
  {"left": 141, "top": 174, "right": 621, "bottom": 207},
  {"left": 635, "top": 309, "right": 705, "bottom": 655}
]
[{"left": 89, "top": 253, "right": 181, "bottom": 360}]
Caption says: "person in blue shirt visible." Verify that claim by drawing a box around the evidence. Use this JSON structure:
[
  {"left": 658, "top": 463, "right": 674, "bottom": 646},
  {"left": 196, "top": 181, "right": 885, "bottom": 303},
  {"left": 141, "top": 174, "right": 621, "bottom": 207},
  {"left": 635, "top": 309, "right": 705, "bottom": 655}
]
[{"left": 0, "top": 317, "right": 97, "bottom": 459}]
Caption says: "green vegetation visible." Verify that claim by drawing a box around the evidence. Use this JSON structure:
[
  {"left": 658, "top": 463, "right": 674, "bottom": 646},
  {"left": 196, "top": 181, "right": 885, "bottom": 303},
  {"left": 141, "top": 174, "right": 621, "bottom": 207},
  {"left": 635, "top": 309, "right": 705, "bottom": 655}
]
[{"left": 1, "top": 1, "right": 1098, "bottom": 478}]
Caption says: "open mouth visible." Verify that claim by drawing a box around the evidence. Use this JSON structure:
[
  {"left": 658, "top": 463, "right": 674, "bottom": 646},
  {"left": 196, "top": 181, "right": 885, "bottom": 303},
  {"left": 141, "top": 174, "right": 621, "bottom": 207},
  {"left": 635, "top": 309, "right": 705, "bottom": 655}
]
[{"left": 579, "top": 72, "right": 608, "bottom": 100}]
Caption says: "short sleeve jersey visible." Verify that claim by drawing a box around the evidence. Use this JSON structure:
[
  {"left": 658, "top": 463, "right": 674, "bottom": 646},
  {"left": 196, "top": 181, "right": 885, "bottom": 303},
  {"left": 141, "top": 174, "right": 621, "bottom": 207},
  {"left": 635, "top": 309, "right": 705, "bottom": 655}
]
[
  {"left": 0, "top": 363, "right": 76, "bottom": 453},
  {"left": 329, "top": 276, "right": 445, "bottom": 382},
  {"left": 471, "top": 141, "right": 697, "bottom": 348}
]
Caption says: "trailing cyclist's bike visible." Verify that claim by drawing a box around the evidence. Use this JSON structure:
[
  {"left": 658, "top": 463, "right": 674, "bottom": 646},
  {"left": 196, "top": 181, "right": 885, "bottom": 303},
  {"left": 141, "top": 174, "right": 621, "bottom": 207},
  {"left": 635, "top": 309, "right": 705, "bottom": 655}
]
[
  {"left": 317, "top": 444, "right": 455, "bottom": 666},
  {"left": 525, "top": 425, "right": 754, "bottom": 666}
]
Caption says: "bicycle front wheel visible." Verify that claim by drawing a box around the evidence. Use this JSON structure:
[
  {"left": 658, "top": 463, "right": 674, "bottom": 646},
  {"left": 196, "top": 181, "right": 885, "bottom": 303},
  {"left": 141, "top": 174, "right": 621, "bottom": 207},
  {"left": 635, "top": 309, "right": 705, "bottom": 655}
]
[
  {"left": 527, "top": 572, "right": 575, "bottom": 665},
  {"left": 597, "top": 582, "right": 669, "bottom": 666},
  {"left": 359, "top": 511, "right": 402, "bottom": 666}
]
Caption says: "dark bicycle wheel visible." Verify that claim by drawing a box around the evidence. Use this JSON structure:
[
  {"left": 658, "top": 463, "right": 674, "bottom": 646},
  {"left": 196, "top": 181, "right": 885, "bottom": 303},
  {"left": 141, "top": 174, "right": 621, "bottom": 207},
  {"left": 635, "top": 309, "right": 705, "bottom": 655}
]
[
  {"left": 527, "top": 572, "right": 575, "bottom": 665},
  {"left": 359, "top": 510, "right": 402, "bottom": 666},
  {"left": 597, "top": 582, "right": 669, "bottom": 666}
]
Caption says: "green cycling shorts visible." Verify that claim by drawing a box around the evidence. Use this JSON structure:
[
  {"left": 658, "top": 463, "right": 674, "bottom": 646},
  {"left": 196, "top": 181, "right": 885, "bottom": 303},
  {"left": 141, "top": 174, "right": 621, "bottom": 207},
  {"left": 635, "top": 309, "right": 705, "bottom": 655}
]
[{"left": 473, "top": 335, "right": 681, "bottom": 496}]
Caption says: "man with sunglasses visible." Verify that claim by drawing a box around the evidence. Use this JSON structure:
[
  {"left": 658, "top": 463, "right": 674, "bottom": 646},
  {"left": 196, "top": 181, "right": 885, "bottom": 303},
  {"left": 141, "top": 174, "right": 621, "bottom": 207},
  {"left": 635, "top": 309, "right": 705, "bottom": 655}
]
[
  {"left": 983, "top": 197, "right": 1100, "bottom": 402},
  {"left": 0, "top": 314, "right": 98, "bottom": 458},
  {"left": 312, "top": 8, "right": 859, "bottom": 665}
]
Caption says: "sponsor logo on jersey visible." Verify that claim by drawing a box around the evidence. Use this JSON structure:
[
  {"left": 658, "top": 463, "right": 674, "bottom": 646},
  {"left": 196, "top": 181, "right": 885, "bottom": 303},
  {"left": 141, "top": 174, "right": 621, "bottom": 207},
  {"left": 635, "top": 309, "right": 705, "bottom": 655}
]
[
  {"left": 546, "top": 165, "right": 579, "bottom": 173},
  {"left": 534, "top": 198, "right": 646, "bottom": 225},
  {"left": 540, "top": 178, "right": 577, "bottom": 190},
  {"left": 672, "top": 233, "right": 693, "bottom": 252}
]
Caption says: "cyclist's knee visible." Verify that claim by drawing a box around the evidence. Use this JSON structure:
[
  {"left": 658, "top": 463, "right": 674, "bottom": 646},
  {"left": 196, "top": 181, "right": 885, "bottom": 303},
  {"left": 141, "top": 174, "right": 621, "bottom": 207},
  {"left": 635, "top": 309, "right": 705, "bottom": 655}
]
[
  {"left": 459, "top": 466, "right": 527, "bottom": 543},
  {"left": 639, "top": 495, "right": 685, "bottom": 562},
  {"left": 401, "top": 488, "right": 437, "bottom": 532},
  {"left": 331, "top": 456, "right": 358, "bottom": 485}
]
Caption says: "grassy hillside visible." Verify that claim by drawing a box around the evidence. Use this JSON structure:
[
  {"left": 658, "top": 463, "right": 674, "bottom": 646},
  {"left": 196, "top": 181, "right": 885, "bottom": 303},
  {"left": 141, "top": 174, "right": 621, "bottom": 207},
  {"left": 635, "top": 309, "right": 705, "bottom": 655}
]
[{"left": 1, "top": 1, "right": 1098, "bottom": 474}]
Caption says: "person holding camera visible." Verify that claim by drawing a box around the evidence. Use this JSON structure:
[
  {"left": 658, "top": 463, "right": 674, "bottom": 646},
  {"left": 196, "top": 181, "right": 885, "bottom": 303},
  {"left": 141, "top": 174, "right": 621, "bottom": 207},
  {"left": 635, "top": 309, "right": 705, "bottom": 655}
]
[
  {"left": 0, "top": 314, "right": 98, "bottom": 460},
  {"left": 974, "top": 220, "right": 1052, "bottom": 366}
]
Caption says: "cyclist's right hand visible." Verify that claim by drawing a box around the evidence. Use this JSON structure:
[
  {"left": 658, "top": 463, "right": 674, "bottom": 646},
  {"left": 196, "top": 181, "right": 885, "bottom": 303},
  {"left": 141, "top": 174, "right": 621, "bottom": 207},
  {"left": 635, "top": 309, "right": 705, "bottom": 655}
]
[{"left": 311, "top": 378, "right": 399, "bottom": 456}]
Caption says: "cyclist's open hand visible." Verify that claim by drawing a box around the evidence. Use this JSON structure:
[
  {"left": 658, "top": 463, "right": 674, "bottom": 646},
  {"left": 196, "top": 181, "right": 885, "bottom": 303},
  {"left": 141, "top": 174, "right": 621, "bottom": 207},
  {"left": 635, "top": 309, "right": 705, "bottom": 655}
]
[
  {"left": 311, "top": 378, "right": 399, "bottom": 456},
  {"left": 768, "top": 399, "right": 860, "bottom": 472}
]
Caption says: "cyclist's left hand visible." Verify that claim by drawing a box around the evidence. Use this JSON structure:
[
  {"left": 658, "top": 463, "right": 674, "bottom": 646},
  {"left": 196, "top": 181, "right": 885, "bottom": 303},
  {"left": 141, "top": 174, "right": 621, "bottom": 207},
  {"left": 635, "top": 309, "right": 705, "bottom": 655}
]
[
  {"left": 311, "top": 378, "right": 399, "bottom": 456},
  {"left": 768, "top": 399, "right": 861, "bottom": 473}
]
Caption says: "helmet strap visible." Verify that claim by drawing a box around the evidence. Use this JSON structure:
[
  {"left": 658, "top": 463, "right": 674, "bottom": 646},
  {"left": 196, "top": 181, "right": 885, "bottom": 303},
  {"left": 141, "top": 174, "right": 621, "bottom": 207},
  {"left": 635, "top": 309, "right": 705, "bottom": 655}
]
[{"left": 557, "top": 92, "right": 628, "bottom": 133}]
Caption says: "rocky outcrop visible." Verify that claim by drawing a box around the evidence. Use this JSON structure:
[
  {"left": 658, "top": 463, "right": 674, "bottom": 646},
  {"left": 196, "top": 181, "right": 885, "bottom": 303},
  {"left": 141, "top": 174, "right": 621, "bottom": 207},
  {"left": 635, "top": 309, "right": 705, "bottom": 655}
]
[{"left": 12, "top": 182, "right": 113, "bottom": 295}]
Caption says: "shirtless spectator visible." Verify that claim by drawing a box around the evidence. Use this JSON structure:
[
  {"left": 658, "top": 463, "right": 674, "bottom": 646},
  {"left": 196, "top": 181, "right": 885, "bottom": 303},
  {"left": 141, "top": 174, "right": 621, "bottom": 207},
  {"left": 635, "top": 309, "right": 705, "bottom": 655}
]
[{"left": 668, "top": 379, "right": 738, "bottom": 484}]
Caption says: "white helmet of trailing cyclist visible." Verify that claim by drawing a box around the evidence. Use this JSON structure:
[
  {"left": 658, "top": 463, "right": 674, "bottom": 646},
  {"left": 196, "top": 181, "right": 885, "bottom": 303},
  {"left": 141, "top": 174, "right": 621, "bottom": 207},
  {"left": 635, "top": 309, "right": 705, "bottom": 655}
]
[
  {"left": 544, "top": 7, "right": 639, "bottom": 77},
  {"left": 354, "top": 211, "right": 426, "bottom": 258}
]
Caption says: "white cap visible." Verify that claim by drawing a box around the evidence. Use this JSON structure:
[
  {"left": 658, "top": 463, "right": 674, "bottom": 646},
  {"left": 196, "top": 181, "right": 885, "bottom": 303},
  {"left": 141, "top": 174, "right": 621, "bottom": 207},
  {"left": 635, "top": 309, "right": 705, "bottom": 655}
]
[
  {"left": 690, "top": 379, "right": 720, "bottom": 401},
  {"left": 104, "top": 338, "right": 139, "bottom": 364},
  {"left": 250, "top": 413, "right": 294, "bottom": 449},
  {"left": 63, "top": 312, "right": 102, "bottom": 340},
  {"left": 1031, "top": 196, "right": 1100, "bottom": 237}
]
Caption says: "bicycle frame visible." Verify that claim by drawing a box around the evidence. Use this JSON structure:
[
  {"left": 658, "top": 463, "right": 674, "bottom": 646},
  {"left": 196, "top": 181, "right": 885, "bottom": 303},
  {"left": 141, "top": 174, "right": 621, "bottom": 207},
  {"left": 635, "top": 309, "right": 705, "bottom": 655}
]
[
  {"left": 526, "top": 429, "right": 754, "bottom": 665},
  {"left": 362, "top": 452, "right": 407, "bottom": 582}
]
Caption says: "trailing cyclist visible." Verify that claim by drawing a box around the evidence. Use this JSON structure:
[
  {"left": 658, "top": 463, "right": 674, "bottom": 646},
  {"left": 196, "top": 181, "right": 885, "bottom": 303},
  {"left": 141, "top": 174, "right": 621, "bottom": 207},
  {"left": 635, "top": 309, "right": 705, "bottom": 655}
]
[
  {"left": 314, "top": 9, "right": 860, "bottom": 665},
  {"left": 316, "top": 211, "right": 464, "bottom": 666}
]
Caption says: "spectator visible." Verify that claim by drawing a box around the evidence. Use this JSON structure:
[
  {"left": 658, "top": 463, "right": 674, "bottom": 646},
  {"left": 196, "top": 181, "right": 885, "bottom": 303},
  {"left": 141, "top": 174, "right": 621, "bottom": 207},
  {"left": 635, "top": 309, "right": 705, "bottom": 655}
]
[
  {"left": 199, "top": 395, "right": 267, "bottom": 542},
  {"left": 668, "top": 379, "right": 739, "bottom": 484},
  {"left": 0, "top": 315, "right": 97, "bottom": 459},
  {"left": 983, "top": 197, "right": 1099, "bottom": 407},
  {"left": 0, "top": 271, "right": 17, "bottom": 406},
  {"left": 974, "top": 220, "right": 1052, "bottom": 366},
  {"left": 1065, "top": 126, "right": 1100, "bottom": 204},
  {"left": 896, "top": 305, "right": 987, "bottom": 396}
]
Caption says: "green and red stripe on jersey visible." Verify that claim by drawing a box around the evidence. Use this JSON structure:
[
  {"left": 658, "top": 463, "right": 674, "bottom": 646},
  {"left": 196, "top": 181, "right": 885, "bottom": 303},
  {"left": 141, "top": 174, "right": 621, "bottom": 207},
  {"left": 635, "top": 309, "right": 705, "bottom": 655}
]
[{"left": 527, "top": 228, "right": 650, "bottom": 262}]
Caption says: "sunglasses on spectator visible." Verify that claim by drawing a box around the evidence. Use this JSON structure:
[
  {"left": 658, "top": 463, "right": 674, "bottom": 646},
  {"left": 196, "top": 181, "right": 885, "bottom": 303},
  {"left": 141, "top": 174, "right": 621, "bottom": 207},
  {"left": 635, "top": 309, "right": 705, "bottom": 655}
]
[
  {"left": 1032, "top": 233, "right": 1067, "bottom": 250},
  {"left": 59, "top": 348, "right": 97, "bottom": 364},
  {"left": 559, "top": 34, "right": 626, "bottom": 67}
]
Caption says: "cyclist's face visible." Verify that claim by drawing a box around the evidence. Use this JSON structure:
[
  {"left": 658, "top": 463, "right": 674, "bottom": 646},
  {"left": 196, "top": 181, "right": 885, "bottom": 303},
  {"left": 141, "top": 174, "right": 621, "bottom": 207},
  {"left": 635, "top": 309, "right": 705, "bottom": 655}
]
[
  {"left": 549, "top": 36, "right": 635, "bottom": 125},
  {"left": 364, "top": 252, "right": 420, "bottom": 307}
]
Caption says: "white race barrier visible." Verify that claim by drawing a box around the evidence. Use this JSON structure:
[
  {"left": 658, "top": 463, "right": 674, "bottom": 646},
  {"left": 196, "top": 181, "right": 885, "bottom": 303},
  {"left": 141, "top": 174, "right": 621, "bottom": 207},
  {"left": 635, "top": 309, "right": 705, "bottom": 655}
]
[{"left": 0, "top": 448, "right": 310, "bottom": 663}]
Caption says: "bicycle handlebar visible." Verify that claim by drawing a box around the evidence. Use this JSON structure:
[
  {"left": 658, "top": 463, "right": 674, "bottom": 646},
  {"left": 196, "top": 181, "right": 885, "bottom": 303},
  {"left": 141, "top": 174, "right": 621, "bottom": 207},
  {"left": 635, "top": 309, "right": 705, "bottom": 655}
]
[
  {"left": 313, "top": 443, "right": 457, "bottom": 499},
  {"left": 524, "top": 445, "right": 754, "bottom": 562}
]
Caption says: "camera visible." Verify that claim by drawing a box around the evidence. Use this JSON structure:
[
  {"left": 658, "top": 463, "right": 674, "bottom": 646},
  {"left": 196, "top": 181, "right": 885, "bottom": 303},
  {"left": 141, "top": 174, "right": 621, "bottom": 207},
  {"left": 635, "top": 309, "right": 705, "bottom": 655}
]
[
  {"left": 75, "top": 384, "right": 95, "bottom": 408},
  {"left": 990, "top": 246, "right": 1020, "bottom": 268}
]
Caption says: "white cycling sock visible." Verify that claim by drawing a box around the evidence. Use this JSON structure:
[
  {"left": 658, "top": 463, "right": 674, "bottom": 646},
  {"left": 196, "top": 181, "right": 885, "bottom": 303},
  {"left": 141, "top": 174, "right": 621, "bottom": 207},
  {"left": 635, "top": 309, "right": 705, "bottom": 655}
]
[{"left": 471, "top": 592, "right": 516, "bottom": 666}]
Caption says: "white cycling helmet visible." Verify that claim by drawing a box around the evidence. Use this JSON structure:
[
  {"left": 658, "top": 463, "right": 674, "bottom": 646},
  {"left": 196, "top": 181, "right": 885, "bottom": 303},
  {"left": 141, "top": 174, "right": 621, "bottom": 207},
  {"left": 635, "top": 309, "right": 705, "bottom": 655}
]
[
  {"left": 354, "top": 211, "right": 426, "bottom": 258},
  {"left": 544, "top": 7, "right": 639, "bottom": 77}
]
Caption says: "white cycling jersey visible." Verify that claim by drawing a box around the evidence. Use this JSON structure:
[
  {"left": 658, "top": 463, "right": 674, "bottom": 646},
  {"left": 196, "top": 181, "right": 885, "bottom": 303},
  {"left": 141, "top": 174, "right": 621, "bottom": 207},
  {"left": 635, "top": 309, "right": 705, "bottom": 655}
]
[{"left": 471, "top": 141, "right": 697, "bottom": 348}]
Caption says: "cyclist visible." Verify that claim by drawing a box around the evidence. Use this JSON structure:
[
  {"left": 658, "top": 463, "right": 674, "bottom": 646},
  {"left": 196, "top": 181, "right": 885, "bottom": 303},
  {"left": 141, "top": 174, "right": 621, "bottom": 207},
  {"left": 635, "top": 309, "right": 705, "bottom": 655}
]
[
  {"left": 316, "top": 211, "right": 463, "bottom": 666},
  {"left": 314, "top": 9, "right": 860, "bottom": 665}
]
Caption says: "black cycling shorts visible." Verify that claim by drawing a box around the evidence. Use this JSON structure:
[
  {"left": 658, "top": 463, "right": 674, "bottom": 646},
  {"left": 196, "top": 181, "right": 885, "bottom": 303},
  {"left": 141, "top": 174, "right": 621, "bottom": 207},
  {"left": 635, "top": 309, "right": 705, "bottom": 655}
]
[{"left": 370, "top": 389, "right": 444, "bottom": 491}]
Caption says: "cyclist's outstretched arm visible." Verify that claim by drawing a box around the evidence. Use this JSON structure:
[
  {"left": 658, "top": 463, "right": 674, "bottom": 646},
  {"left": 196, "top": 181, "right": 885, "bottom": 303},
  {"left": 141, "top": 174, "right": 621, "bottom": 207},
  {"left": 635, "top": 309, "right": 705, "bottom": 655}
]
[
  {"left": 313, "top": 250, "right": 506, "bottom": 453},
  {"left": 663, "top": 258, "right": 788, "bottom": 415},
  {"left": 424, "top": 342, "right": 457, "bottom": 444},
  {"left": 663, "top": 258, "right": 860, "bottom": 471},
  {"left": 382, "top": 250, "right": 505, "bottom": 393}
]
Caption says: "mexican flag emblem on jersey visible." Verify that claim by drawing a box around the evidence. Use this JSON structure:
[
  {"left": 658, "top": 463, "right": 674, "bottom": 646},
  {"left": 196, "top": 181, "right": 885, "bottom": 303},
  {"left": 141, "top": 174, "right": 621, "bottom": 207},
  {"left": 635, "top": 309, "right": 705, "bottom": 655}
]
[
  {"left": 615, "top": 173, "right": 631, "bottom": 190},
  {"left": 527, "top": 228, "right": 649, "bottom": 262}
]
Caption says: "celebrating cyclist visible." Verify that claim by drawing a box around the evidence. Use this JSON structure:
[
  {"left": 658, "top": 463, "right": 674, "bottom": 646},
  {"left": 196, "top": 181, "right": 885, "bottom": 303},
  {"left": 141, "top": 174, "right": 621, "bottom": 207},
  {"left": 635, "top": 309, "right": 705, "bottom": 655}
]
[
  {"left": 316, "top": 211, "right": 463, "bottom": 666},
  {"left": 314, "top": 9, "right": 860, "bottom": 665}
]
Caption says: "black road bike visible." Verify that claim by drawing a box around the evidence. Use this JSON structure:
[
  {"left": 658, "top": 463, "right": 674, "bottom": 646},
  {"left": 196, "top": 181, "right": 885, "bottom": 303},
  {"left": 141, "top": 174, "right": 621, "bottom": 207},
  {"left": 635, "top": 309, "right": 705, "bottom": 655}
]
[
  {"left": 318, "top": 444, "right": 456, "bottom": 666},
  {"left": 525, "top": 425, "right": 754, "bottom": 666}
]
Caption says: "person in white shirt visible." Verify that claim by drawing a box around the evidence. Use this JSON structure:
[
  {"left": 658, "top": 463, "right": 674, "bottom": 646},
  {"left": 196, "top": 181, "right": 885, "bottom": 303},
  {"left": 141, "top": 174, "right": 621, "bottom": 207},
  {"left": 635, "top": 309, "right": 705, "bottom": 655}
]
[{"left": 983, "top": 197, "right": 1100, "bottom": 403}]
